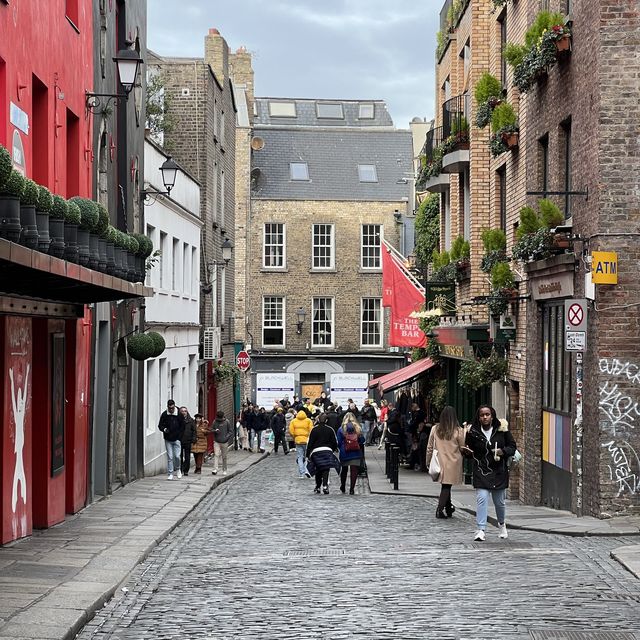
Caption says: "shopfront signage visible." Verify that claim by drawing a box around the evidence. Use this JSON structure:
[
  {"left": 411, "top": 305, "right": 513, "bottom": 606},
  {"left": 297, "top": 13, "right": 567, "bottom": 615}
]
[
  {"left": 591, "top": 251, "right": 618, "bottom": 284},
  {"left": 440, "top": 344, "right": 474, "bottom": 360},
  {"left": 425, "top": 281, "right": 456, "bottom": 316},
  {"left": 531, "top": 271, "right": 574, "bottom": 301}
]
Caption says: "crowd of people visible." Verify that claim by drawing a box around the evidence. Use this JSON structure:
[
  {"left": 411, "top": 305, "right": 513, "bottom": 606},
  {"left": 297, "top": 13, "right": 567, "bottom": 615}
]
[{"left": 160, "top": 392, "right": 518, "bottom": 542}]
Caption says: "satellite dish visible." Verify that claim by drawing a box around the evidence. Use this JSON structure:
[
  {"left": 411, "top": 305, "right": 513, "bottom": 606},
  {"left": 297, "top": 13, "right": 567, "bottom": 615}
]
[
  {"left": 251, "top": 136, "right": 265, "bottom": 151},
  {"left": 250, "top": 167, "right": 266, "bottom": 191}
]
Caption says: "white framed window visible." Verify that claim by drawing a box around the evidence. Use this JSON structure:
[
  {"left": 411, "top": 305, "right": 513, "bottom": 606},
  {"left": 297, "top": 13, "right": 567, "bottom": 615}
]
[
  {"left": 358, "top": 164, "right": 378, "bottom": 183},
  {"left": 182, "top": 241, "right": 189, "bottom": 294},
  {"left": 312, "top": 297, "right": 334, "bottom": 348},
  {"left": 312, "top": 223, "right": 334, "bottom": 270},
  {"left": 358, "top": 103, "right": 375, "bottom": 119},
  {"left": 220, "top": 170, "right": 225, "bottom": 223},
  {"left": 361, "top": 298, "right": 383, "bottom": 348},
  {"left": 159, "top": 231, "right": 168, "bottom": 288},
  {"left": 172, "top": 237, "right": 179, "bottom": 291},
  {"left": 263, "top": 296, "right": 285, "bottom": 347},
  {"left": 290, "top": 162, "right": 309, "bottom": 181},
  {"left": 361, "top": 224, "right": 382, "bottom": 269},
  {"left": 316, "top": 102, "right": 344, "bottom": 119},
  {"left": 269, "top": 101, "right": 296, "bottom": 117},
  {"left": 263, "top": 223, "right": 286, "bottom": 268},
  {"left": 191, "top": 246, "right": 198, "bottom": 297}
]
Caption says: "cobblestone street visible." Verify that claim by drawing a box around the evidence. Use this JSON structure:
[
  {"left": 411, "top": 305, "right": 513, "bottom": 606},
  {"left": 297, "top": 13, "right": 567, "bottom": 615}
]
[{"left": 77, "top": 455, "right": 640, "bottom": 640}]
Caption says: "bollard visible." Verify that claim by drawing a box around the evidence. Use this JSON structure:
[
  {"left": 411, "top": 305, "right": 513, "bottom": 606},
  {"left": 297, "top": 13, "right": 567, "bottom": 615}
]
[
  {"left": 391, "top": 446, "right": 400, "bottom": 490},
  {"left": 385, "top": 441, "right": 391, "bottom": 478}
]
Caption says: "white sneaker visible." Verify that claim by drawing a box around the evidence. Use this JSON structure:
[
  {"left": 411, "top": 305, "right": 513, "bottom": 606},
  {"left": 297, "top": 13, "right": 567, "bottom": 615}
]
[
  {"left": 474, "top": 529, "right": 485, "bottom": 542},
  {"left": 498, "top": 523, "right": 508, "bottom": 539},
  {"left": 212, "top": 470, "right": 218, "bottom": 475},
  {"left": 167, "top": 474, "right": 173, "bottom": 480},
  {"left": 222, "top": 470, "right": 227, "bottom": 476},
  {"left": 176, "top": 470, "right": 182, "bottom": 479}
]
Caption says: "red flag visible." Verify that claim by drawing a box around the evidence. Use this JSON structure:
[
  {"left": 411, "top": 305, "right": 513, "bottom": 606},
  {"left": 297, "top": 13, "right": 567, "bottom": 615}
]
[
  {"left": 387, "top": 254, "right": 426, "bottom": 348},
  {"left": 382, "top": 244, "right": 395, "bottom": 307}
]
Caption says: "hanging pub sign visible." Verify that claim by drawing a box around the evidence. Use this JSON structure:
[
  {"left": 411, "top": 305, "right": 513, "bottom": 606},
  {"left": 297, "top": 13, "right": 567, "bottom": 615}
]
[{"left": 425, "top": 281, "right": 456, "bottom": 316}]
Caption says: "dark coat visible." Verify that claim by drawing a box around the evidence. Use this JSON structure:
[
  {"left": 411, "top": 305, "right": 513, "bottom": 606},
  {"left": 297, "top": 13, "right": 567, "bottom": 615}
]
[
  {"left": 326, "top": 410, "right": 341, "bottom": 432},
  {"left": 361, "top": 404, "right": 377, "bottom": 422},
  {"left": 306, "top": 424, "right": 338, "bottom": 455},
  {"left": 180, "top": 416, "right": 197, "bottom": 446},
  {"left": 158, "top": 409, "right": 183, "bottom": 442},
  {"left": 211, "top": 417, "right": 234, "bottom": 444},
  {"left": 270, "top": 412, "right": 287, "bottom": 433},
  {"left": 465, "top": 423, "right": 517, "bottom": 490},
  {"left": 242, "top": 409, "right": 256, "bottom": 430},
  {"left": 386, "top": 408, "right": 401, "bottom": 435},
  {"left": 255, "top": 411, "right": 269, "bottom": 432}
]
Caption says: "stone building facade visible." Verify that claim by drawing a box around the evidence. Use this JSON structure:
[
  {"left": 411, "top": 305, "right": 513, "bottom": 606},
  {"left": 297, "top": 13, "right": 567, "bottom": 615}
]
[
  {"left": 245, "top": 98, "right": 412, "bottom": 401},
  {"left": 148, "top": 29, "right": 240, "bottom": 422}
]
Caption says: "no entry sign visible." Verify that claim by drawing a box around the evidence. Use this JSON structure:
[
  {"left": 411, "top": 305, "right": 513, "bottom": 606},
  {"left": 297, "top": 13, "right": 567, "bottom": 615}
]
[
  {"left": 565, "top": 299, "right": 587, "bottom": 332},
  {"left": 236, "top": 350, "right": 251, "bottom": 372}
]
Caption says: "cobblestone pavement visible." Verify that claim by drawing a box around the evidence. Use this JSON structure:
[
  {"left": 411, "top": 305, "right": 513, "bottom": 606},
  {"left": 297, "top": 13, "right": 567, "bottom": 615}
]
[{"left": 77, "top": 455, "right": 640, "bottom": 640}]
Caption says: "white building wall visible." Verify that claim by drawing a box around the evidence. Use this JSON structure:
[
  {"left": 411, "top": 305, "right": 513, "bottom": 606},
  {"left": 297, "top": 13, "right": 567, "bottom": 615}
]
[{"left": 143, "top": 140, "right": 202, "bottom": 476}]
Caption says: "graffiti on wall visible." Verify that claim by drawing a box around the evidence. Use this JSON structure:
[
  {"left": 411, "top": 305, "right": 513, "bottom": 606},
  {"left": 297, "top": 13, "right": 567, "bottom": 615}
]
[{"left": 599, "top": 358, "right": 640, "bottom": 496}]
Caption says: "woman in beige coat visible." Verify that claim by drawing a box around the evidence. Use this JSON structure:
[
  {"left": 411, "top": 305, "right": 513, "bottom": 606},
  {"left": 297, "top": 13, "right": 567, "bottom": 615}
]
[{"left": 426, "top": 405, "right": 466, "bottom": 519}]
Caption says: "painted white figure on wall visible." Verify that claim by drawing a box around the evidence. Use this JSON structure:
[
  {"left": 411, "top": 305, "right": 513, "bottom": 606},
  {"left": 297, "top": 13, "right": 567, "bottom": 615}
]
[{"left": 9, "top": 364, "right": 29, "bottom": 512}]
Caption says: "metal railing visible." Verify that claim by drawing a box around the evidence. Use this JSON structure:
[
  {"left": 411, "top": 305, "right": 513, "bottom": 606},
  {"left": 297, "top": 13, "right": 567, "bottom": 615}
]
[
  {"left": 385, "top": 442, "right": 400, "bottom": 490},
  {"left": 421, "top": 126, "right": 444, "bottom": 163},
  {"left": 442, "top": 94, "right": 470, "bottom": 140}
]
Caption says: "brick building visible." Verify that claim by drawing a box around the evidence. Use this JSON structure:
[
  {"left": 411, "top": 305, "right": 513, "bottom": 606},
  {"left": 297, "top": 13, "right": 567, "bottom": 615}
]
[
  {"left": 243, "top": 97, "right": 412, "bottom": 403},
  {"left": 423, "top": 0, "right": 640, "bottom": 516},
  {"left": 149, "top": 29, "right": 241, "bottom": 422}
]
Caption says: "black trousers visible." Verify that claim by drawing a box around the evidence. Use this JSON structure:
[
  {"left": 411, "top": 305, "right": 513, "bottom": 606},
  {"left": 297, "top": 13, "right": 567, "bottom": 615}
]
[
  {"left": 315, "top": 469, "right": 330, "bottom": 488},
  {"left": 340, "top": 465, "right": 359, "bottom": 490},
  {"left": 438, "top": 483, "right": 453, "bottom": 511},
  {"left": 273, "top": 431, "right": 288, "bottom": 453},
  {"left": 180, "top": 444, "right": 192, "bottom": 474}
]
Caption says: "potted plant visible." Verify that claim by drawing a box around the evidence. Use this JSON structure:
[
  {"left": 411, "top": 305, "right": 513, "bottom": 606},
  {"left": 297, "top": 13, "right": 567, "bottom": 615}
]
[
  {"left": 113, "top": 229, "right": 128, "bottom": 279},
  {"left": 63, "top": 200, "right": 81, "bottom": 263},
  {"left": 105, "top": 226, "right": 117, "bottom": 276},
  {"left": 0, "top": 168, "right": 25, "bottom": 242},
  {"left": 125, "top": 234, "right": 140, "bottom": 282},
  {"left": 489, "top": 102, "right": 519, "bottom": 157},
  {"left": 474, "top": 73, "right": 503, "bottom": 129},
  {"left": 487, "top": 261, "right": 516, "bottom": 317},
  {"left": 480, "top": 228, "right": 507, "bottom": 273},
  {"left": 511, "top": 200, "right": 564, "bottom": 262},
  {"left": 450, "top": 235, "right": 471, "bottom": 280},
  {"left": 18, "top": 178, "right": 40, "bottom": 250},
  {"left": 133, "top": 233, "right": 154, "bottom": 283},
  {"left": 35, "top": 185, "right": 53, "bottom": 253},
  {"left": 49, "top": 195, "right": 67, "bottom": 259},
  {"left": 69, "top": 197, "right": 98, "bottom": 268},
  {"left": 95, "top": 203, "right": 110, "bottom": 272}
]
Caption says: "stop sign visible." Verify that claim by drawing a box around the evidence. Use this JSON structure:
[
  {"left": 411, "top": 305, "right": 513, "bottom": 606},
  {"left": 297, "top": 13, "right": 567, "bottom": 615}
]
[{"left": 236, "top": 350, "right": 251, "bottom": 371}]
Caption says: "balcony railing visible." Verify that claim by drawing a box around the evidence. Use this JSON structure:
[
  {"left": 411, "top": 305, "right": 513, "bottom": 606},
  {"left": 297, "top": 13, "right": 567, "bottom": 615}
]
[
  {"left": 421, "top": 126, "right": 444, "bottom": 163},
  {"left": 442, "top": 94, "right": 470, "bottom": 140}
]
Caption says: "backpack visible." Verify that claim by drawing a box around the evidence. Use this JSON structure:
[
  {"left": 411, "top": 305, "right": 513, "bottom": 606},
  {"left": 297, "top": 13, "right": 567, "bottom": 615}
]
[{"left": 344, "top": 428, "right": 360, "bottom": 452}]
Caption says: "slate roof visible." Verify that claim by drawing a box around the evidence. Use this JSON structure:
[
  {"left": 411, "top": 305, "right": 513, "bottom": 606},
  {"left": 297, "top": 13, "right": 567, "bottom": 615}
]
[{"left": 254, "top": 97, "right": 395, "bottom": 128}]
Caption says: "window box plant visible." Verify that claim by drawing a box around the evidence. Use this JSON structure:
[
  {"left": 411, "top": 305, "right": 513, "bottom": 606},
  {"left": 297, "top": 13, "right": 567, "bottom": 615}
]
[
  {"left": 35, "top": 185, "right": 53, "bottom": 253},
  {"left": 512, "top": 199, "right": 564, "bottom": 262},
  {"left": 480, "top": 228, "right": 507, "bottom": 274},
  {"left": 459, "top": 350, "right": 508, "bottom": 390},
  {"left": 104, "top": 226, "right": 117, "bottom": 276},
  {"left": 0, "top": 168, "right": 25, "bottom": 243},
  {"left": 70, "top": 196, "right": 99, "bottom": 268},
  {"left": 474, "top": 73, "right": 503, "bottom": 129},
  {"left": 63, "top": 200, "right": 81, "bottom": 263},
  {"left": 18, "top": 178, "right": 40, "bottom": 250},
  {"left": 49, "top": 195, "right": 67, "bottom": 259},
  {"left": 489, "top": 102, "right": 519, "bottom": 157}
]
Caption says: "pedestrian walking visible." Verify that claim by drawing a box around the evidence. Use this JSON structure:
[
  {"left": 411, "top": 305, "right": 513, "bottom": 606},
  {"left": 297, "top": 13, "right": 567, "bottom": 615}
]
[
  {"left": 254, "top": 407, "right": 269, "bottom": 453},
  {"left": 158, "top": 400, "right": 184, "bottom": 480},
  {"left": 179, "top": 406, "right": 197, "bottom": 476},
  {"left": 270, "top": 407, "right": 289, "bottom": 454},
  {"left": 337, "top": 412, "right": 365, "bottom": 494},
  {"left": 385, "top": 402, "right": 401, "bottom": 449},
  {"left": 242, "top": 403, "right": 257, "bottom": 452},
  {"left": 426, "top": 406, "right": 465, "bottom": 519},
  {"left": 306, "top": 414, "right": 340, "bottom": 494},
  {"left": 289, "top": 410, "right": 313, "bottom": 478},
  {"left": 211, "top": 410, "right": 234, "bottom": 476},
  {"left": 465, "top": 405, "right": 517, "bottom": 541},
  {"left": 361, "top": 398, "right": 376, "bottom": 445},
  {"left": 377, "top": 399, "right": 389, "bottom": 450},
  {"left": 325, "top": 404, "right": 341, "bottom": 433},
  {"left": 237, "top": 412, "right": 250, "bottom": 451},
  {"left": 192, "top": 415, "right": 209, "bottom": 474}
]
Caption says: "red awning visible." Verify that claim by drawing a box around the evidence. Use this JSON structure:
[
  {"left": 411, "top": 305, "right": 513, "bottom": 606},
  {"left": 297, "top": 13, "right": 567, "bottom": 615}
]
[{"left": 369, "top": 358, "right": 436, "bottom": 393}]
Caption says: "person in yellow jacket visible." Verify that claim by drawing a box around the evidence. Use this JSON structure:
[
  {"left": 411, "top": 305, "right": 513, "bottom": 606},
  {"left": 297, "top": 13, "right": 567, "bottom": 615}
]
[{"left": 289, "top": 410, "right": 313, "bottom": 478}]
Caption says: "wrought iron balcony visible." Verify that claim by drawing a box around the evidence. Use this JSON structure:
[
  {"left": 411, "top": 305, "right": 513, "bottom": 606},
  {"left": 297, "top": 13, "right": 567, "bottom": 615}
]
[
  {"left": 421, "top": 126, "right": 444, "bottom": 163},
  {"left": 442, "top": 94, "right": 470, "bottom": 141}
]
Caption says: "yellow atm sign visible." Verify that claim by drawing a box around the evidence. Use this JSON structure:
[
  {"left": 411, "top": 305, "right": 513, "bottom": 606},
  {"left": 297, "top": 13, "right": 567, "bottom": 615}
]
[{"left": 592, "top": 251, "right": 618, "bottom": 284}]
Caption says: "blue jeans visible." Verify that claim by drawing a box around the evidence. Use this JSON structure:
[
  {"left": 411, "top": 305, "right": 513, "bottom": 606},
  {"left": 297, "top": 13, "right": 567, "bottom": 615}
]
[
  {"left": 295, "top": 444, "right": 307, "bottom": 476},
  {"left": 362, "top": 421, "right": 372, "bottom": 444},
  {"left": 476, "top": 488, "right": 506, "bottom": 530},
  {"left": 165, "top": 440, "right": 181, "bottom": 474}
]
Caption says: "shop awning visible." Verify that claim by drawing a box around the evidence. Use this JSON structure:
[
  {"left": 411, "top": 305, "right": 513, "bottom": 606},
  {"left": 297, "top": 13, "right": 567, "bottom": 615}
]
[
  {"left": 369, "top": 357, "right": 436, "bottom": 393},
  {"left": 0, "top": 239, "right": 153, "bottom": 312}
]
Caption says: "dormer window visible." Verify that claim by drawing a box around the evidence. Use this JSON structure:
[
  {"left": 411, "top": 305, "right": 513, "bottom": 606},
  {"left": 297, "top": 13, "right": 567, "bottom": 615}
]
[
  {"left": 269, "top": 101, "right": 297, "bottom": 117},
  {"left": 359, "top": 103, "right": 375, "bottom": 119},
  {"left": 358, "top": 164, "right": 378, "bottom": 183},
  {"left": 316, "top": 102, "right": 344, "bottom": 119}
]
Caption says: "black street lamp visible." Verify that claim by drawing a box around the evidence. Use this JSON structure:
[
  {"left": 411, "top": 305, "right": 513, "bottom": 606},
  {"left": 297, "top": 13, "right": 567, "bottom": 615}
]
[
  {"left": 86, "top": 48, "right": 144, "bottom": 113},
  {"left": 141, "top": 157, "right": 180, "bottom": 205},
  {"left": 296, "top": 307, "right": 306, "bottom": 334}
]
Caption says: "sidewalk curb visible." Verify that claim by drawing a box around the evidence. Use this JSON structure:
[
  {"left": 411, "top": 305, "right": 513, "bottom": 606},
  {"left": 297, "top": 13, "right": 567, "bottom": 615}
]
[
  {"left": 53, "top": 452, "right": 269, "bottom": 640},
  {"left": 611, "top": 546, "right": 640, "bottom": 579}
]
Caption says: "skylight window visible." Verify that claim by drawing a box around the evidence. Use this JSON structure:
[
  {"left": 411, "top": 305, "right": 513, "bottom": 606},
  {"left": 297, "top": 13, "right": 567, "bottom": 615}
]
[
  {"left": 290, "top": 162, "right": 310, "bottom": 181},
  {"left": 359, "top": 103, "right": 375, "bottom": 119},
  {"left": 316, "top": 102, "right": 344, "bottom": 119},
  {"left": 358, "top": 164, "right": 378, "bottom": 183},
  {"left": 269, "top": 101, "right": 297, "bottom": 117}
]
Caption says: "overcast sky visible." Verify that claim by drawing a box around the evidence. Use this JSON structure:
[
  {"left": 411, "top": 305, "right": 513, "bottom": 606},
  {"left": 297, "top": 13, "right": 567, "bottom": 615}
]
[{"left": 147, "top": 0, "right": 438, "bottom": 128}]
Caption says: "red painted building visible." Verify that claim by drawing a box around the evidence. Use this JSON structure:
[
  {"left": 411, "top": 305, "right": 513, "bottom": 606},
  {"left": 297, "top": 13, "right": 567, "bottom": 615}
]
[{"left": 0, "top": 1, "right": 148, "bottom": 544}]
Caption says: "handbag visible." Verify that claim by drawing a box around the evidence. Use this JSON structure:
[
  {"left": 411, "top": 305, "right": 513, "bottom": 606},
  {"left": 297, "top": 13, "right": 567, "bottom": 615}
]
[
  {"left": 508, "top": 449, "right": 523, "bottom": 468},
  {"left": 428, "top": 449, "right": 441, "bottom": 481}
]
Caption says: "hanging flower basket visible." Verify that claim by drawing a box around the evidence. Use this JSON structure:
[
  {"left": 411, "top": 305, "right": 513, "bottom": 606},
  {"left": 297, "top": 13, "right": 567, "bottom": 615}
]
[
  {"left": 554, "top": 34, "right": 571, "bottom": 53},
  {"left": 501, "top": 131, "right": 519, "bottom": 149}
]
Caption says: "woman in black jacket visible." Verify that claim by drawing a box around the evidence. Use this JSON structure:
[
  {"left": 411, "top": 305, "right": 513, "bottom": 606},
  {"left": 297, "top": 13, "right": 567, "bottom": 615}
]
[
  {"left": 465, "top": 405, "right": 516, "bottom": 542},
  {"left": 306, "top": 414, "right": 340, "bottom": 494},
  {"left": 179, "top": 407, "right": 197, "bottom": 476}
]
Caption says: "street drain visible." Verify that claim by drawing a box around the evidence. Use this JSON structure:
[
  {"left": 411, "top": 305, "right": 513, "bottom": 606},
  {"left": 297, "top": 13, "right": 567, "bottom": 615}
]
[
  {"left": 529, "top": 631, "right": 639, "bottom": 640},
  {"left": 283, "top": 549, "right": 347, "bottom": 557}
]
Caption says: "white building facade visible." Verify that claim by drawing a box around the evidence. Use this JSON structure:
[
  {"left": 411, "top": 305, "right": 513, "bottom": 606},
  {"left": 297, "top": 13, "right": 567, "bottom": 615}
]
[{"left": 143, "top": 140, "right": 202, "bottom": 476}]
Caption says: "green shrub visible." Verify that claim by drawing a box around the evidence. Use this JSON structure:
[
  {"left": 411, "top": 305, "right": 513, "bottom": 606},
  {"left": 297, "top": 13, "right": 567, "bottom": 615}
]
[
  {"left": 474, "top": 73, "right": 502, "bottom": 105},
  {"left": 37, "top": 185, "right": 53, "bottom": 212},
  {"left": 481, "top": 228, "right": 507, "bottom": 253},
  {"left": 525, "top": 11, "right": 565, "bottom": 49},
  {"left": 147, "top": 331, "right": 166, "bottom": 357},
  {"left": 105, "top": 226, "right": 117, "bottom": 244},
  {"left": 516, "top": 206, "right": 541, "bottom": 239},
  {"left": 432, "top": 249, "right": 451, "bottom": 270},
  {"left": 512, "top": 227, "right": 553, "bottom": 262},
  {"left": 21, "top": 178, "right": 40, "bottom": 206},
  {"left": 126, "top": 234, "right": 139, "bottom": 254},
  {"left": 451, "top": 116, "right": 470, "bottom": 136},
  {"left": 127, "top": 333, "right": 155, "bottom": 361},
  {"left": 51, "top": 195, "right": 68, "bottom": 220},
  {"left": 70, "top": 197, "right": 99, "bottom": 231},
  {"left": 0, "top": 169, "right": 26, "bottom": 198},
  {"left": 133, "top": 233, "right": 154, "bottom": 258},
  {"left": 450, "top": 236, "right": 467, "bottom": 261},
  {"left": 475, "top": 101, "right": 493, "bottom": 129},
  {"left": 491, "top": 102, "right": 517, "bottom": 132},
  {"left": 491, "top": 261, "right": 515, "bottom": 290},
  {"left": 0, "top": 144, "right": 12, "bottom": 188},
  {"left": 503, "top": 42, "right": 527, "bottom": 68},
  {"left": 436, "top": 30, "right": 448, "bottom": 59},
  {"left": 65, "top": 200, "right": 81, "bottom": 225},
  {"left": 96, "top": 203, "right": 110, "bottom": 236},
  {"left": 539, "top": 198, "right": 564, "bottom": 228}
]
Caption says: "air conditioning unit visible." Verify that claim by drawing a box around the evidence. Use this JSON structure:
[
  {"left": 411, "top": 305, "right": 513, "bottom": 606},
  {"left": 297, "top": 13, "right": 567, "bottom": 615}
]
[{"left": 203, "top": 327, "right": 221, "bottom": 360}]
